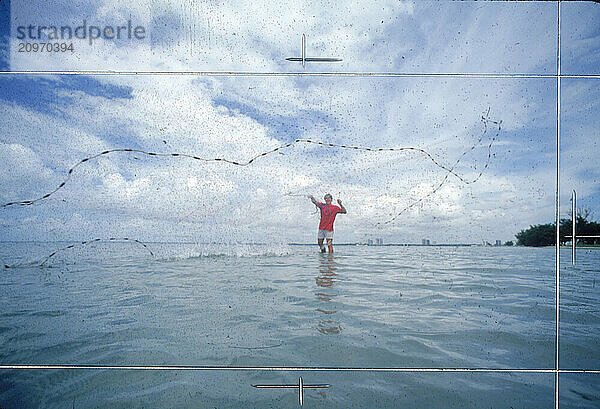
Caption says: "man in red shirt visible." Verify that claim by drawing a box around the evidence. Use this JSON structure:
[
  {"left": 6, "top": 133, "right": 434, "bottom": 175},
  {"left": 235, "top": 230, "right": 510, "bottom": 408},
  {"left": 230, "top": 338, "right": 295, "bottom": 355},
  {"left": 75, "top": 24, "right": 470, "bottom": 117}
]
[{"left": 308, "top": 193, "right": 347, "bottom": 253}]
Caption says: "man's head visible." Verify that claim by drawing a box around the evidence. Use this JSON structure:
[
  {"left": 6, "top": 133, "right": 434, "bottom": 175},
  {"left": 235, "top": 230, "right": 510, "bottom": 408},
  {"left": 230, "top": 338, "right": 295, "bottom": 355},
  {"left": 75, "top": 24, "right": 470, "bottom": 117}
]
[{"left": 324, "top": 193, "right": 333, "bottom": 204}]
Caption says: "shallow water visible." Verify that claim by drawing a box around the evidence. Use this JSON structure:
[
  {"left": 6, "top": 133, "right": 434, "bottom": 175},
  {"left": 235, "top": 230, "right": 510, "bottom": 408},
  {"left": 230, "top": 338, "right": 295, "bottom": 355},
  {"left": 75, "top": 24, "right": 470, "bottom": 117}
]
[{"left": 0, "top": 243, "right": 598, "bottom": 408}]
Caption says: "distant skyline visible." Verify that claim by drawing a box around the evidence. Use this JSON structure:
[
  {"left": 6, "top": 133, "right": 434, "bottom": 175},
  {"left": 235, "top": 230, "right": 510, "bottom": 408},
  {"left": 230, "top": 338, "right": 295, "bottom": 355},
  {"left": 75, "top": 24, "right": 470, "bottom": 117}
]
[{"left": 0, "top": 1, "right": 599, "bottom": 244}]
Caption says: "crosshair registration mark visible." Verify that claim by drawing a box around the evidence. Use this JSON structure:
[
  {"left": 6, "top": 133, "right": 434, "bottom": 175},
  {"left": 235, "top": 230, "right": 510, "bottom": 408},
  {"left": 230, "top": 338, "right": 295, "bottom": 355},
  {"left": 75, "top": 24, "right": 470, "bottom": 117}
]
[{"left": 253, "top": 377, "right": 329, "bottom": 406}]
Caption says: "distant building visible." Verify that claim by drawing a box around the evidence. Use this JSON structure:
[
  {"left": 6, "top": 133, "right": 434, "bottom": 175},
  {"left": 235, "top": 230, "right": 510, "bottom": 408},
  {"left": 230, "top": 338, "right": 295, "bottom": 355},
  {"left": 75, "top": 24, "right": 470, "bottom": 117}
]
[
  {"left": 495, "top": 240, "right": 502, "bottom": 246},
  {"left": 367, "top": 238, "right": 383, "bottom": 245},
  {"left": 422, "top": 239, "right": 430, "bottom": 246}
]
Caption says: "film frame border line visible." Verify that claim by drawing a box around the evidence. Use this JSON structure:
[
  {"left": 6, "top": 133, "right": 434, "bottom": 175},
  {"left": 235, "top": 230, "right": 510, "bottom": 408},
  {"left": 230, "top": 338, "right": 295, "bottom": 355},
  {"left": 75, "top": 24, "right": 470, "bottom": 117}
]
[
  {"left": 1, "top": 364, "right": 599, "bottom": 373},
  {"left": 555, "top": 3, "right": 561, "bottom": 409},
  {"left": 0, "top": 71, "right": 599, "bottom": 79}
]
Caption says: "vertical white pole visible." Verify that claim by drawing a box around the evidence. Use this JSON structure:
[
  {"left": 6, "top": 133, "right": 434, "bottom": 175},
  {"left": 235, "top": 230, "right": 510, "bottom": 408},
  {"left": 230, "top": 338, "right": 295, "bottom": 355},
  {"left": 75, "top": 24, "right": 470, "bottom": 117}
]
[{"left": 572, "top": 190, "right": 576, "bottom": 266}]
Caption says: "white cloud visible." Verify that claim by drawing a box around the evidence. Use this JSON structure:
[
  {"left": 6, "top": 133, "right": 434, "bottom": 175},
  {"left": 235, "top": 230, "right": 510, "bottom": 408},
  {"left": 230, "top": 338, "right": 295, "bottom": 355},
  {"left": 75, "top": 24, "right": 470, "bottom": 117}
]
[{"left": 0, "top": 142, "right": 56, "bottom": 202}]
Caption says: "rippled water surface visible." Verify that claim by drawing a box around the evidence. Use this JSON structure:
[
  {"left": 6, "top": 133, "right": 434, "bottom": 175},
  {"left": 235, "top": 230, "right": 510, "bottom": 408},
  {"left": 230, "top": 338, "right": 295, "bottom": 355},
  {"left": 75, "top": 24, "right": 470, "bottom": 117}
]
[{"left": 1, "top": 242, "right": 598, "bottom": 408}]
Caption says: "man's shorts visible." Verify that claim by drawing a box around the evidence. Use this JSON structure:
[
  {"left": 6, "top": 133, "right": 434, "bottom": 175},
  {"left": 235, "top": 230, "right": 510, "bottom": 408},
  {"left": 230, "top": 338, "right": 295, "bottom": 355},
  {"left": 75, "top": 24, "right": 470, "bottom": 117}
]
[{"left": 318, "top": 229, "right": 334, "bottom": 240}]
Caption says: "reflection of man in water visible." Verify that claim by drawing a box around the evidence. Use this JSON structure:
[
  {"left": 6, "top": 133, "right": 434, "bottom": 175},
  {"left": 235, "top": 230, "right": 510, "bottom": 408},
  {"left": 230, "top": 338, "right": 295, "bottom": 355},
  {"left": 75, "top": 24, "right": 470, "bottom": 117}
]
[
  {"left": 308, "top": 194, "right": 347, "bottom": 253},
  {"left": 315, "top": 254, "right": 341, "bottom": 335}
]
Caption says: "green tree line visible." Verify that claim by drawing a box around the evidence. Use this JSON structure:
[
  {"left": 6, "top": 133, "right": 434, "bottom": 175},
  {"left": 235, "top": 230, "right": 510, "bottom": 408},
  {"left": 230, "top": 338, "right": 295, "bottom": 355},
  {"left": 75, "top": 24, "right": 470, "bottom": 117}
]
[{"left": 516, "top": 209, "right": 600, "bottom": 247}]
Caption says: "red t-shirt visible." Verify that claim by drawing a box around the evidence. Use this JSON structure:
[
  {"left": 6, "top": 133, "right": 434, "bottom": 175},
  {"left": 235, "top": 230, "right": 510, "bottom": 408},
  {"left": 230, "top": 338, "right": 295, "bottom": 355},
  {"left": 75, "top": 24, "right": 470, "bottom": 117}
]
[{"left": 318, "top": 203, "right": 341, "bottom": 231}]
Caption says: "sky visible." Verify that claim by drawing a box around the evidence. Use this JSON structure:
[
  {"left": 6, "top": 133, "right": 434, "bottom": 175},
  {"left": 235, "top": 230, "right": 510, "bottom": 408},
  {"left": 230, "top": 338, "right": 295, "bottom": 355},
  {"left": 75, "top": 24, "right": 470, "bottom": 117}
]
[{"left": 0, "top": 1, "right": 599, "bottom": 244}]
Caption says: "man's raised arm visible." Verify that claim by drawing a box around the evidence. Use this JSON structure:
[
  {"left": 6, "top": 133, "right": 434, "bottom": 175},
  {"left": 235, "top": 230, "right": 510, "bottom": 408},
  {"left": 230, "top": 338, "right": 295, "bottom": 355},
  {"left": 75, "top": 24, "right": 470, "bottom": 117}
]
[
  {"left": 308, "top": 195, "right": 320, "bottom": 206},
  {"left": 337, "top": 199, "right": 347, "bottom": 214}
]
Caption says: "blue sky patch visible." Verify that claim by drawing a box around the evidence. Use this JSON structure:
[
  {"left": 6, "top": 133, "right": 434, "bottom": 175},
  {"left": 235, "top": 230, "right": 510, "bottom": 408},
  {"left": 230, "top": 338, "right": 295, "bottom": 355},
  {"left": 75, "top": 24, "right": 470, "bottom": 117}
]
[{"left": 0, "top": 75, "right": 132, "bottom": 116}]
